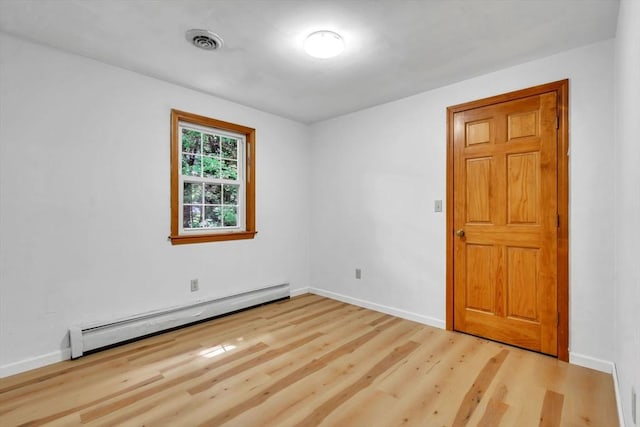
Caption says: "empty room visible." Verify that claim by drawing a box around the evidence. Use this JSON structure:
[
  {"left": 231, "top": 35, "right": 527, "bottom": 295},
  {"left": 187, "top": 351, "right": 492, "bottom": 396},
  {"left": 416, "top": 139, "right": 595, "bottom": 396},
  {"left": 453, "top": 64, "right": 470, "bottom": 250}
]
[{"left": 0, "top": 0, "right": 638, "bottom": 426}]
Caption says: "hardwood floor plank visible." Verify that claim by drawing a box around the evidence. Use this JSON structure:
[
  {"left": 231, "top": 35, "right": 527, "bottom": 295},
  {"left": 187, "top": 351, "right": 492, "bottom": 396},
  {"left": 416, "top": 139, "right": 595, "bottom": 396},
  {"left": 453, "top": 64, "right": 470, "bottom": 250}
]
[
  {"left": 324, "top": 388, "right": 399, "bottom": 427},
  {"left": 122, "top": 302, "right": 379, "bottom": 426},
  {"left": 559, "top": 363, "right": 618, "bottom": 426},
  {"left": 242, "top": 316, "right": 421, "bottom": 427},
  {"left": 187, "top": 332, "right": 323, "bottom": 395},
  {"left": 157, "top": 299, "right": 351, "bottom": 376},
  {"left": 477, "top": 398, "right": 509, "bottom": 427},
  {"left": 538, "top": 389, "right": 564, "bottom": 427},
  {"left": 0, "top": 295, "right": 618, "bottom": 427},
  {"left": 198, "top": 318, "right": 405, "bottom": 425},
  {"left": 0, "top": 358, "right": 137, "bottom": 412},
  {"left": 374, "top": 327, "right": 463, "bottom": 398},
  {"left": 323, "top": 328, "right": 448, "bottom": 426},
  {"left": 264, "top": 296, "right": 327, "bottom": 319},
  {"left": 451, "top": 348, "right": 509, "bottom": 426},
  {"left": 294, "top": 340, "right": 420, "bottom": 426},
  {"left": 287, "top": 303, "right": 352, "bottom": 325},
  {"left": 151, "top": 304, "right": 382, "bottom": 424},
  {"left": 373, "top": 334, "right": 493, "bottom": 425},
  {"left": 11, "top": 374, "right": 163, "bottom": 426},
  {"left": 147, "top": 372, "right": 274, "bottom": 426},
  {"left": 88, "top": 391, "right": 192, "bottom": 427},
  {"left": 78, "top": 340, "right": 270, "bottom": 423},
  {"left": 4, "top": 363, "right": 157, "bottom": 418},
  {"left": 0, "top": 339, "right": 173, "bottom": 395},
  {"left": 368, "top": 313, "right": 393, "bottom": 326}
]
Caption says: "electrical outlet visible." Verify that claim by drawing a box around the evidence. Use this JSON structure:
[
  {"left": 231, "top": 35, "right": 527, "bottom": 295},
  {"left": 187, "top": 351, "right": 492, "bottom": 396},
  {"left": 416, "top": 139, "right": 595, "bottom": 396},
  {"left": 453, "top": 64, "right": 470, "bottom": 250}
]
[
  {"left": 355, "top": 268, "right": 362, "bottom": 279},
  {"left": 632, "top": 387, "right": 637, "bottom": 425},
  {"left": 190, "top": 279, "right": 199, "bottom": 292}
]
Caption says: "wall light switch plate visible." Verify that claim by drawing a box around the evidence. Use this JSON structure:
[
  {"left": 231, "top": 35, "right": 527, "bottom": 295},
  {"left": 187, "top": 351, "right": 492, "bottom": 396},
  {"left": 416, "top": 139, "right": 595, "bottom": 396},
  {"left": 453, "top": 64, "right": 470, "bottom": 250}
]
[{"left": 434, "top": 200, "right": 443, "bottom": 212}]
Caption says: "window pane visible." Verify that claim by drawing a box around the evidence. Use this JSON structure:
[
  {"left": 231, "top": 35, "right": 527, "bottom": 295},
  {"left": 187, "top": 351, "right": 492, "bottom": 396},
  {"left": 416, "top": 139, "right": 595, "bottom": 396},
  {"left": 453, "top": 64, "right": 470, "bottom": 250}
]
[
  {"left": 223, "top": 184, "right": 239, "bottom": 205},
  {"left": 205, "top": 206, "right": 222, "bottom": 228},
  {"left": 182, "top": 154, "right": 201, "bottom": 176},
  {"left": 223, "top": 206, "right": 237, "bottom": 227},
  {"left": 183, "top": 182, "right": 203, "bottom": 204},
  {"left": 183, "top": 205, "right": 203, "bottom": 228},
  {"left": 203, "top": 134, "right": 220, "bottom": 155},
  {"left": 205, "top": 184, "right": 221, "bottom": 204},
  {"left": 202, "top": 156, "right": 220, "bottom": 178},
  {"left": 182, "top": 129, "right": 201, "bottom": 154},
  {"left": 221, "top": 159, "right": 238, "bottom": 180},
  {"left": 221, "top": 137, "right": 238, "bottom": 159}
]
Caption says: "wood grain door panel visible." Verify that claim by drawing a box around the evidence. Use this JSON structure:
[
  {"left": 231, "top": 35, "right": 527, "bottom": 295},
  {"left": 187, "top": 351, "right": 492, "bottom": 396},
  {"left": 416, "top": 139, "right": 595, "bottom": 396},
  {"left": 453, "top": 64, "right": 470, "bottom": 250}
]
[{"left": 451, "top": 90, "right": 559, "bottom": 356}]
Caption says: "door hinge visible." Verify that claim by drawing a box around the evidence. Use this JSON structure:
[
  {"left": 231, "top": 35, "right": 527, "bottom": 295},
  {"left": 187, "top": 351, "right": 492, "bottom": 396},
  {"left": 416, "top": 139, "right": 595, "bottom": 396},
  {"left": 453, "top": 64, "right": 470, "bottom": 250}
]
[
  {"left": 557, "top": 214, "right": 561, "bottom": 228},
  {"left": 555, "top": 116, "right": 559, "bottom": 129}
]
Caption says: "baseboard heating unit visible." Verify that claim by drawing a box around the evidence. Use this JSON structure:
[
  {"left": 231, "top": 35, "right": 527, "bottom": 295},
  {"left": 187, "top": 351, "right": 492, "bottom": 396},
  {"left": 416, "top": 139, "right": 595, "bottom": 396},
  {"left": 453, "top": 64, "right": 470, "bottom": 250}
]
[{"left": 69, "top": 283, "right": 290, "bottom": 358}]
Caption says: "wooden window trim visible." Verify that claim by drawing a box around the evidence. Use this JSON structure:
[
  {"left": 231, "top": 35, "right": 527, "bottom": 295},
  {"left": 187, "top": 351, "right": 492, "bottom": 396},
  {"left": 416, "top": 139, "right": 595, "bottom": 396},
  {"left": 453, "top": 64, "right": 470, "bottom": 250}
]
[{"left": 170, "top": 109, "right": 256, "bottom": 244}]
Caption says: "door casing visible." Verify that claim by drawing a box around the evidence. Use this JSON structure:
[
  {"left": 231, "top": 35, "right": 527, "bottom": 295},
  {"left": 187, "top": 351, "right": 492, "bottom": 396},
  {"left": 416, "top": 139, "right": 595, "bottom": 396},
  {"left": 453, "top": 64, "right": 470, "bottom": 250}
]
[{"left": 445, "top": 80, "right": 569, "bottom": 361}]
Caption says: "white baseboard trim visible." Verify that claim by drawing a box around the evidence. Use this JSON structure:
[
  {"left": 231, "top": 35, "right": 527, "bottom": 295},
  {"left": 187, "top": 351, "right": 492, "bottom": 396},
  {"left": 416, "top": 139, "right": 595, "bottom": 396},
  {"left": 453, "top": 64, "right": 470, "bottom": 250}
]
[
  {"left": 0, "top": 348, "right": 71, "bottom": 378},
  {"left": 308, "top": 287, "right": 445, "bottom": 329},
  {"left": 569, "top": 351, "right": 614, "bottom": 373},
  {"left": 612, "top": 362, "right": 626, "bottom": 427},
  {"left": 290, "top": 287, "right": 310, "bottom": 297}
]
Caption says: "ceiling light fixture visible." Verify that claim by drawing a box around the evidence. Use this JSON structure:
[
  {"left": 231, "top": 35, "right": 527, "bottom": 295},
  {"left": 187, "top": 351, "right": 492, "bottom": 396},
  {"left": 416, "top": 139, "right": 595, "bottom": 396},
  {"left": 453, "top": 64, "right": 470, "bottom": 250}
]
[
  {"left": 186, "top": 29, "right": 224, "bottom": 51},
  {"left": 304, "top": 31, "right": 344, "bottom": 59}
]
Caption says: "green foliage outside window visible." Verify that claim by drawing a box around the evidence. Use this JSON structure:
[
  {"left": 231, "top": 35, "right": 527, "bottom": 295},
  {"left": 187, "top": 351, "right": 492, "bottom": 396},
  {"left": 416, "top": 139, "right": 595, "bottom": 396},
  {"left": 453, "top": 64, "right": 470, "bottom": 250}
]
[{"left": 181, "top": 127, "right": 240, "bottom": 229}]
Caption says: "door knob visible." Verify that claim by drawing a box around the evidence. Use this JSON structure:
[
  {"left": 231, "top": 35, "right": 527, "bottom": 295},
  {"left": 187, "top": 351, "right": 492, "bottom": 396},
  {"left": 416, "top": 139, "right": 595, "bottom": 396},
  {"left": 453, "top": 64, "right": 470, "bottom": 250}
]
[{"left": 456, "top": 229, "right": 465, "bottom": 237}]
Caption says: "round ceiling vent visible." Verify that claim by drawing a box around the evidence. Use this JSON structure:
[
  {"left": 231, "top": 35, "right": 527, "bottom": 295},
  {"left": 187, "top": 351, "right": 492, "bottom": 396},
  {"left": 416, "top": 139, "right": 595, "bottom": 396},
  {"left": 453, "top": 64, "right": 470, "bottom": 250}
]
[{"left": 185, "top": 29, "right": 224, "bottom": 51}]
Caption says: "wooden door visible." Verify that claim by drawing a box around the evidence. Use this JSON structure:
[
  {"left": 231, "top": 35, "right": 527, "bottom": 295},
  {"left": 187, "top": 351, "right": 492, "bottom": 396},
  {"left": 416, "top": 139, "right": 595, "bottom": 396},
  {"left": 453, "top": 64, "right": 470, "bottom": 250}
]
[{"left": 447, "top": 83, "right": 568, "bottom": 357}]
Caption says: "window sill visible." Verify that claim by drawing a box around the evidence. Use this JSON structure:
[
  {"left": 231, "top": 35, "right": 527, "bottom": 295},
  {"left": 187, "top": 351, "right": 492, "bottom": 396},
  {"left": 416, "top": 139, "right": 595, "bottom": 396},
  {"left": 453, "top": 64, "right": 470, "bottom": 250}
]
[{"left": 169, "top": 231, "right": 257, "bottom": 245}]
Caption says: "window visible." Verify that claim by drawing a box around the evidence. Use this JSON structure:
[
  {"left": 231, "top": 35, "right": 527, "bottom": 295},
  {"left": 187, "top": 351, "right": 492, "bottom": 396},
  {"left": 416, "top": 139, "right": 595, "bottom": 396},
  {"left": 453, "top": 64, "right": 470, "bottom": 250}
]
[{"left": 170, "top": 109, "right": 256, "bottom": 244}]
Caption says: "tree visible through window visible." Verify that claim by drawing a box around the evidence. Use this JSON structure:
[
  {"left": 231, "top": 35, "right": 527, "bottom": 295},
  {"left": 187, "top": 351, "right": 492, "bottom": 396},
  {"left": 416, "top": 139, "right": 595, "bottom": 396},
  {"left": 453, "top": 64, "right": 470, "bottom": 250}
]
[{"left": 170, "top": 110, "right": 256, "bottom": 244}]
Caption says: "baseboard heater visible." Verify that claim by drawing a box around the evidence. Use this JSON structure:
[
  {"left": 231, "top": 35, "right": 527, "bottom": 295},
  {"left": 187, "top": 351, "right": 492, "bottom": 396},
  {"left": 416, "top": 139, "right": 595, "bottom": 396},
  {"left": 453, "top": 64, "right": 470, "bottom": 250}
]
[{"left": 69, "top": 283, "right": 290, "bottom": 358}]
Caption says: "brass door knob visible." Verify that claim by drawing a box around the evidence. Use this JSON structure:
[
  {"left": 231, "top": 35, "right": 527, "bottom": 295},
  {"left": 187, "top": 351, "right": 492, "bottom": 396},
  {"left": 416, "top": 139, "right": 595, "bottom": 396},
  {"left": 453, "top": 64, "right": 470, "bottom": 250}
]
[{"left": 456, "top": 229, "right": 465, "bottom": 237}]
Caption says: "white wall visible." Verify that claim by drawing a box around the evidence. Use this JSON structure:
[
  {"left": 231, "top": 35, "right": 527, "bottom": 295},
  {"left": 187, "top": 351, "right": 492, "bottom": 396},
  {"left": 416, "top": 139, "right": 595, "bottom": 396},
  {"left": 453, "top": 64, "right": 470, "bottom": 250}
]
[
  {"left": 310, "top": 40, "right": 616, "bottom": 366},
  {"left": 0, "top": 33, "right": 311, "bottom": 375},
  {"left": 613, "top": 1, "right": 640, "bottom": 425}
]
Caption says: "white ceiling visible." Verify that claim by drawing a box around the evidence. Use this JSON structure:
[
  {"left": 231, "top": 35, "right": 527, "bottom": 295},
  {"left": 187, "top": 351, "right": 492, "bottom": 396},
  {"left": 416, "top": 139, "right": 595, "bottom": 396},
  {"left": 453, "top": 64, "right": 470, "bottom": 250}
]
[{"left": 0, "top": 0, "right": 619, "bottom": 123}]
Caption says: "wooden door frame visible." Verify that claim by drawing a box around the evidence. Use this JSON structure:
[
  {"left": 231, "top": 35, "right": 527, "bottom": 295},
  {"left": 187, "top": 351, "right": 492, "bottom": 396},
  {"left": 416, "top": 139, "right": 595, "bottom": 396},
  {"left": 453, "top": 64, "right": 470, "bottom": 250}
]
[{"left": 445, "top": 79, "right": 569, "bottom": 361}]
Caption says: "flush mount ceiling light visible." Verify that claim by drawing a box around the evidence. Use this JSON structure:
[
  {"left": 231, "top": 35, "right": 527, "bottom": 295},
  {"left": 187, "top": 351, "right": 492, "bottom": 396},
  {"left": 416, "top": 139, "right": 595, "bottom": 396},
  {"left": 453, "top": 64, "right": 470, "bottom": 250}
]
[
  {"left": 185, "top": 29, "right": 224, "bottom": 51},
  {"left": 304, "top": 30, "right": 344, "bottom": 59}
]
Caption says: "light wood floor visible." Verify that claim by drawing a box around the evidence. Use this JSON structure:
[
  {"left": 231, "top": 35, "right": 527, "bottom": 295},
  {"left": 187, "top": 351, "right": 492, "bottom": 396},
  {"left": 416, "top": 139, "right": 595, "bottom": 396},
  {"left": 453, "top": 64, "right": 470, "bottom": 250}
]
[{"left": 0, "top": 294, "right": 618, "bottom": 426}]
